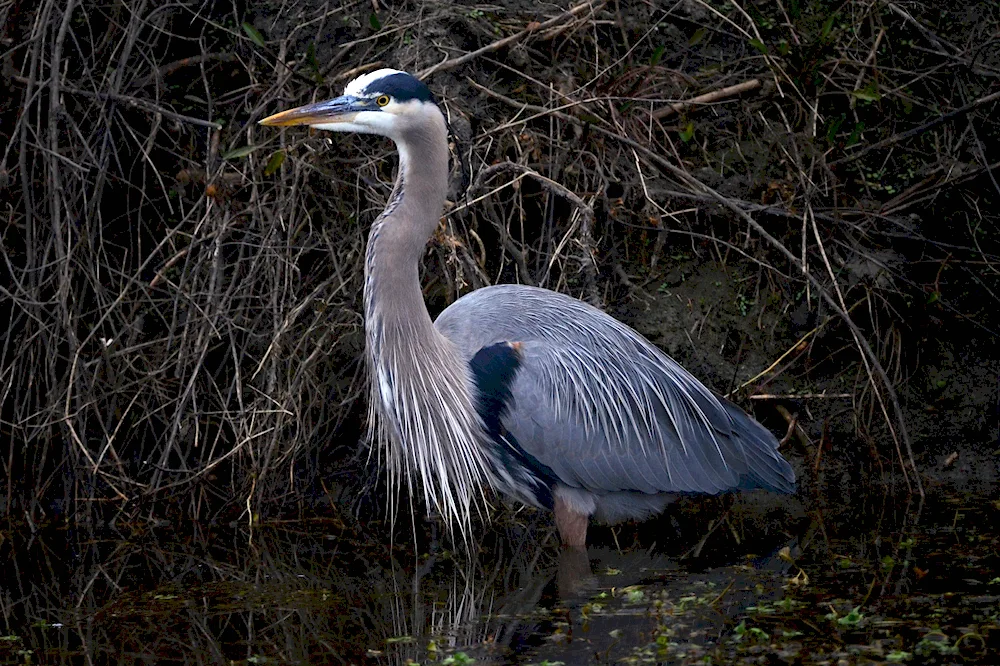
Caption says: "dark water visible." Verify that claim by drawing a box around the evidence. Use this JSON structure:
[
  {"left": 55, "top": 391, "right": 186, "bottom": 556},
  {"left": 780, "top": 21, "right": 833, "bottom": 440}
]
[{"left": 0, "top": 486, "right": 997, "bottom": 665}]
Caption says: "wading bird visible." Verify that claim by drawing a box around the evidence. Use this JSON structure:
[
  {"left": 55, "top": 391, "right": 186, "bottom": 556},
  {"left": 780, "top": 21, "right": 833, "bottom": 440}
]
[{"left": 261, "top": 69, "right": 795, "bottom": 547}]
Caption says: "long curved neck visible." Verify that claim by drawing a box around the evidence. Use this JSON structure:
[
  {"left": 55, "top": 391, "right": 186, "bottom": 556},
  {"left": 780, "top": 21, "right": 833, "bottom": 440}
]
[
  {"left": 362, "top": 108, "right": 495, "bottom": 537},
  {"left": 363, "top": 121, "right": 449, "bottom": 331}
]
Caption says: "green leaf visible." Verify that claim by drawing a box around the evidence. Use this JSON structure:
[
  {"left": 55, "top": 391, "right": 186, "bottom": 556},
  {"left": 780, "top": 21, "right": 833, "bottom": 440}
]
[
  {"left": 222, "top": 144, "right": 259, "bottom": 160},
  {"left": 650, "top": 44, "right": 666, "bottom": 66},
  {"left": 369, "top": 12, "right": 381, "bottom": 31},
  {"left": 441, "top": 653, "right": 474, "bottom": 666},
  {"left": 820, "top": 13, "right": 837, "bottom": 41},
  {"left": 263, "top": 150, "right": 285, "bottom": 176},
  {"left": 845, "top": 121, "right": 865, "bottom": 147},
  {"left": 306, "top": 42, "right": 323, "bottom": 83},
  {"left": 826, "top": 113, "right": 845, "bottom": 143},
  {"left": 306, "top": 42, "right": 319, "bottom": 70},
  {"left": 749, "top": 38, "right": 768, "bottom": 55},
  {"left": 688, "top": 28, "right": 707, "bottom": 46},
  {"left": 851, "top": 81, "right": 881, "bottom": 103},
  {"left": 384, "top": 635, "right": 414, "bottom": 644},
  {"left": 836, "top": 606, "right": 864, "bottom": 626},
  {"left": 679, "top": 121, "right": 695, "bottom": 143},
  {"left": 242, "top": 22, "right": 265, "bottom": 48}
]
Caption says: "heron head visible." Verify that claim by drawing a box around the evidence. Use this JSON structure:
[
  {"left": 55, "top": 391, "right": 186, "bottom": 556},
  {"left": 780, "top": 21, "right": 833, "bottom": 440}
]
[{"left": 260, "top": 69, "right": 439, "bottom": 141}]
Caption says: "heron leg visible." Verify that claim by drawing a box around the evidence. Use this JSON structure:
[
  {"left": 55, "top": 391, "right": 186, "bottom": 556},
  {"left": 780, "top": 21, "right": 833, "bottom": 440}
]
[
  {"left": 554, "top": 493, "right": 590, "bottom": 547},
  {"left": 557, "top": 544, "right": 593, "bottom": 599}
]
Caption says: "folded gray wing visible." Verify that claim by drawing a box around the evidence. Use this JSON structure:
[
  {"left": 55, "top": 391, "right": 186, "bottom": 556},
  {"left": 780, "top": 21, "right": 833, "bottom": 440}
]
[
  {"left": 434, "top": 284, "right": 795, "bottom": 497},
  {"left": 504, "top": 338, "right": 794, "bottom": 496}
]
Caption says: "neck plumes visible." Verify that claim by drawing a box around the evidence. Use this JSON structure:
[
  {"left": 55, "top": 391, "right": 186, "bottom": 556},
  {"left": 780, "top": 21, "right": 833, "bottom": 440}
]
[{"left": 362, "top": 109, "right": 495, "bottom": 538}]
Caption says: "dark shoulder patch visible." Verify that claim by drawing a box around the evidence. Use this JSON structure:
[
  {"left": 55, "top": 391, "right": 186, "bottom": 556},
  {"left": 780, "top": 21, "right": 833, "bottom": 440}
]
[
  {"left": 364, "top": 72, "right": 434, "bottom": 103},
  {"left": 469, "top": 342, "right": 522, "bottom": 432},
  {"left": 470, "top": 342, "right": 558, "bottom": 510}
]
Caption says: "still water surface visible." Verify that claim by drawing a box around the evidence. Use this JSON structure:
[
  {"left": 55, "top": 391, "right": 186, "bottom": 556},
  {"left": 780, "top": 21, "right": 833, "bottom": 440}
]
[{"left": 0, "top": 485, "right": 997, "bottom": 664}]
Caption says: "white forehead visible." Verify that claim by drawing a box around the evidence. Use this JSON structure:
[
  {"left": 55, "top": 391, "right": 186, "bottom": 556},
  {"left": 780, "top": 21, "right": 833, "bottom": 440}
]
[{"left": 343, "top": 68, "right": 406, "bottom": 97}]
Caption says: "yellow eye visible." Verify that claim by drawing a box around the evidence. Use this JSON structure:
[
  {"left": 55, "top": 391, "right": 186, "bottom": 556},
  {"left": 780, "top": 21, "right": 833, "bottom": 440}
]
[{"left": 376, "top": 94, "right": 391, "bottom": 107}]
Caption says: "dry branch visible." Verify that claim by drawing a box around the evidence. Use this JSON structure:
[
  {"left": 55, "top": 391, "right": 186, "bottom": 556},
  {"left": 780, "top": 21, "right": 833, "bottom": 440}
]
[
  {"left": 651, "top": 79, "right": 762, "bottom": 119},
  {"left": 469, "top": 161, "right": 600, "bottom": 306},
  {"left": 418, "top": 1, "right": 601, "bottom": 79},
  {"left": 9, "top": 76, "right": 227, "bottom": 130}
]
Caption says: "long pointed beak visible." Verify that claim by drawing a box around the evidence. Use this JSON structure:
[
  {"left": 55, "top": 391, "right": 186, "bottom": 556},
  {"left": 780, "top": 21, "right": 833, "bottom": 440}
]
[{"left": 259, "top": 95, "right": 371, "bottom": 127}]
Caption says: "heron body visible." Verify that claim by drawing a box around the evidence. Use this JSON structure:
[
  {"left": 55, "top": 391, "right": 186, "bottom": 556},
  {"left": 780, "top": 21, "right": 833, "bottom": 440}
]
[{"left": 262, "top": 69, "right": 795, "bottom": 547}]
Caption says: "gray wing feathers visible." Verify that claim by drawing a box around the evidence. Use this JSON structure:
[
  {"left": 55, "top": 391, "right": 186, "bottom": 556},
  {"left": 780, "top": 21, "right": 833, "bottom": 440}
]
[
  {"left": 434, "top": 284, "right": 795, "bottom": 497},
  {"left": 719, "top": 399, "right": 797, "bottom": 491}
]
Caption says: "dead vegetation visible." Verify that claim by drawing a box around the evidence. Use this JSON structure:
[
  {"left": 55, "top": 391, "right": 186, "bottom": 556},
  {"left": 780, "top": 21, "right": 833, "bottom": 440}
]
[{"left": 1, "top": 0, "right": 998, "bottom": 525}]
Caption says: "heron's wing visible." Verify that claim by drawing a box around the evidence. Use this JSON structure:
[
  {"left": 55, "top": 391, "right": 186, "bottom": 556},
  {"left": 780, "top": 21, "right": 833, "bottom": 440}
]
[
  {"left": 435, "top": 284, "right": 795, "bottom": 496},
  {"left": 503, "top": 337, "right": 793, "bottom": 496}
]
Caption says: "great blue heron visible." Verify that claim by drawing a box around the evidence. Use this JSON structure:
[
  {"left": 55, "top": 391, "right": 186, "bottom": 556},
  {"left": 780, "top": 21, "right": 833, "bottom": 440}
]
[{"left": 261, "top": 69, "right": 795, "bottom": 547}]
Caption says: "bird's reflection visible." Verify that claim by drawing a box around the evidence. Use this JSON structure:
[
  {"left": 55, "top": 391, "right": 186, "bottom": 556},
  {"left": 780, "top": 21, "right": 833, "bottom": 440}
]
[{"left": 385, "top": 525, "right": 797, "bottom": 665}]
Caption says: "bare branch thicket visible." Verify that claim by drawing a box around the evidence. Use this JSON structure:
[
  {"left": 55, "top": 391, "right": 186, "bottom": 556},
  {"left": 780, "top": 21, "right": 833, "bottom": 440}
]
[
  {"left": 2, "top": 0, "right": 998, "bottom": 522},
  {"left": 1, "top": 0, "right": 374, "bottom": 523}
]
